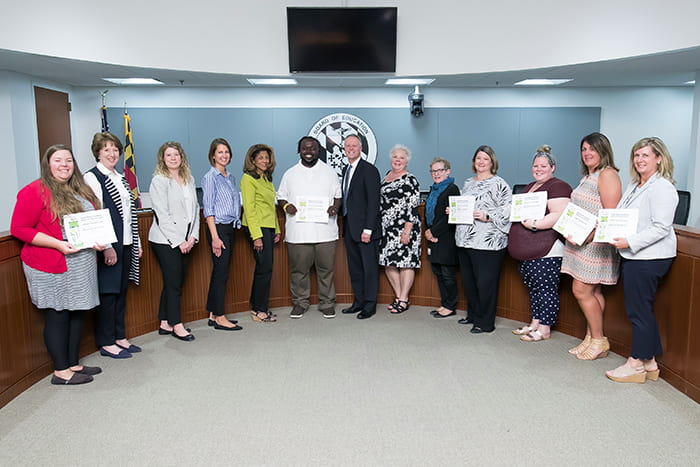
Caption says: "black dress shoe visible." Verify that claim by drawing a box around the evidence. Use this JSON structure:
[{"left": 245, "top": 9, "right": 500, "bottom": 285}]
[
  {"left": 341, "top": 306, "right": 361, "bottom": 314},
  {"left": 357, "top": 310, "right": 375, "bottom": 319},
  {"left": 433, "top": 310, "right": 456, "bottom": 318},
  {"left": 470, "top": 325, "right": 494, "bottom": 334},
  {"left": 172, "top": 332, "right": 195, "bottom": 342},
  {"left": 458, "top": 316, "right": 474, "bottom": 325}
]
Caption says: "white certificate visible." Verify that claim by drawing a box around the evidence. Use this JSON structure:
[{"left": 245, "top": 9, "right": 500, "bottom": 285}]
[
  {"left": 594, "top": 209, "right": 639, "bottom": 243},
  {"left": 553, "top": 202, "right": 597, "bottom": 245},
  {"left": 63, "top": 209, "right": 117, "bottom": 249},
  {"left": 510, "top": 191, "right": 547, "bottom": 222},
  {"left": 448, "top": 196, "right": 475, "bottom": 224},
  {"left": 295, "top": 196, "right": 330, "bottom": 223}
]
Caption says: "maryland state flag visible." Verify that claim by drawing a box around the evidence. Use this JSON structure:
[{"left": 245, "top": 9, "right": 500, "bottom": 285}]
[{"left": 123, "top": 112, "right": 142, "bottom": 208}]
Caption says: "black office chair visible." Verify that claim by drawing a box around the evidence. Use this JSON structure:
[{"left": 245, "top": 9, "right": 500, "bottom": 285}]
[
  {"left": 512, "top": 184, "right": 527, "bottom": 194},
  {"left": 674, "top": 190, "right": 691, "bottom": 225}
]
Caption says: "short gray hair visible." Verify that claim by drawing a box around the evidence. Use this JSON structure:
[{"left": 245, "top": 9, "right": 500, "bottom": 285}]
[{"left": 390, "top": 144, "right": 412, "bottom": 161}]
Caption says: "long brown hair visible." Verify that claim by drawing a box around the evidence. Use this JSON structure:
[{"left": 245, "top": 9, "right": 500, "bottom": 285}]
[
  {"left": 40, "top": 144, "right": 100, "bottom": 220},
  {"left": 243, "top": 144, "right": 276, "bottom": 181},
  {"left": 579, "top": 132, "right": 618, "bottom": 175}
]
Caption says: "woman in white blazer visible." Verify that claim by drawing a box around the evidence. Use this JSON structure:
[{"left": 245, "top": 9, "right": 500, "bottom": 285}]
[
  {"left": 606, "top": 137, "right": 678, "bottom": 383},
  {"left": 148, "top": 142, "right": 200, "bottom": 342}
]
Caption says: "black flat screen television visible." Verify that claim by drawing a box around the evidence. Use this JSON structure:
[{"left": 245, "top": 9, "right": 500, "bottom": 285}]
[{"left": 287, "top": 7, "right": 397, "bottom": 73}]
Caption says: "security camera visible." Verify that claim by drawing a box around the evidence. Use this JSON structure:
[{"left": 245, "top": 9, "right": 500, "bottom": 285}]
[{"left": 408, "top": 86, "right": 424, "bottom": 118}]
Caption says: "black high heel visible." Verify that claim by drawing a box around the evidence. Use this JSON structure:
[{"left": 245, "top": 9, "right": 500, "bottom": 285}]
[{"left": 391, "top": 300, "right": 410, "bottom": 314}]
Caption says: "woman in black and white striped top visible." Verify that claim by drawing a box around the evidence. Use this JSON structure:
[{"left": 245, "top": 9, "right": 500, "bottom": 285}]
[{"left": 84, "top": 132, "right": 142, "bottom": 359}]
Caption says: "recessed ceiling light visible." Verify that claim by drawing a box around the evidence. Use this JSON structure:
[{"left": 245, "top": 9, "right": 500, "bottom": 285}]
[
  {"left": 514, "top": 79, "right": 573, "bottom": 86},
  {"left": 685, "top": 80, "right": 696, "bottom": 85},
  {"left": 385, "top": 78, "right": 435, "bottom": 86},
  {"left": 247, "top": 78, "right": 298, "bottom": 86},
  {"left": 103, "top": 78, "right": 164, "bottom": 85}
]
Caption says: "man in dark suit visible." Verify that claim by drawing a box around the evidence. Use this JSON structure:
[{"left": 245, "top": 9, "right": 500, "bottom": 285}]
[{"left": 340, "top": 135, "right": 381, "bottom": 319}]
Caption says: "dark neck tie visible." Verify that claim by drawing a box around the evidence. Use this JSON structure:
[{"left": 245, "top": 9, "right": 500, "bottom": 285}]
[{"left": 342, "top": 164, "right": 353, "bottom": 216}]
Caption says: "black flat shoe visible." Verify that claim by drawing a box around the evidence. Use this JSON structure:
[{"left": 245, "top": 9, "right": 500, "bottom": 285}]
[
  {"left": 172, "top": 332, "right": 195, "bottom": 342},
  {"left": 51, "top": 373, "right": 93, "bottom": 385},
  {"left": 433, "top": 310, "right": 456, "bottom": 318},
  {"left": 213, "top": 323, "right": 243, "bottom": 331},
  {"left": 209, "top": 318, "right": 238, "bottom": 326},
  {"left": 117, "top": 343, "right": 142, "bottom": 353},
  {"left": 73, "top": 366, "right": 102, "bottom": 376},
  {"left": 160, "top": 326, "right": 192, "bottom": 335}
]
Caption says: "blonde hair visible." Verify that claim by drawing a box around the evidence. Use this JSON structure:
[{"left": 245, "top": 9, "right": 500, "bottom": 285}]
[
  {"left": 154, "top": 141, "right": 192, "bottom": 182},
  {"left": 533, "top": 144, "right": 557, "bottom": 167},
  {"left": 629, "top": 137, "right": 675, "bottom": 185}
]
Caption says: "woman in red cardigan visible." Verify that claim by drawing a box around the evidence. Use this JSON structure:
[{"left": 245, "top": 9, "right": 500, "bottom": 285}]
[{"left": 11, "top": 144, "right": 106, "bottom": 385}]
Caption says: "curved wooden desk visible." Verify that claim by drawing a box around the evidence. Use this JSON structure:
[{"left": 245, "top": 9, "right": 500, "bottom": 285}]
[{"left": 1, "top": 209, "right": 698, "bottom": 406}]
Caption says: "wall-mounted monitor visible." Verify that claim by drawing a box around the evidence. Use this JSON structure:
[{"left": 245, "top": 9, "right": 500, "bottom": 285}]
[{"left": 287, "top": 7, "right": 397, "bottom": 73}]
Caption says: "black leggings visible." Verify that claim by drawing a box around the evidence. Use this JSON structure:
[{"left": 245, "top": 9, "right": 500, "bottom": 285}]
[{"left": 43, "top": 308, "right": 85, "bottom": 371}]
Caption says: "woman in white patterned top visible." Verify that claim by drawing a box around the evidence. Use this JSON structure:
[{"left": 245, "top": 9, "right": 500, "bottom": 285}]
[{"left": 454, "top": 145, "right": 511, "bottom": 334}]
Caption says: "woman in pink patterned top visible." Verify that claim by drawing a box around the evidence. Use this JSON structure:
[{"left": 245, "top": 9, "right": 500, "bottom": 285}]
[{"left": 561, "top": 133, "right": 621, "bottom": 361}]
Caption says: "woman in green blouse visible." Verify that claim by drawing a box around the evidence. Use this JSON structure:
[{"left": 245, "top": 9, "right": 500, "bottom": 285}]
[{"left": 241, "top": 144, "right": 281, "bottom": 323}]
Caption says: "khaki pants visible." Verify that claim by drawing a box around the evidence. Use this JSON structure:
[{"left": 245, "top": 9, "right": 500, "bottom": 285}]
[{"left": 287, "top": 241, "right": 337, "bottom": 310}]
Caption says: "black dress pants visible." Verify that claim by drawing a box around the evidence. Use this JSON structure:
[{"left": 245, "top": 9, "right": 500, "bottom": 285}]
[
  {"left": 249, "top": 227, "right": 275, "bottom": 313},
  {"left": 430, "top": 263, "right": 458, "bottom": 311},
  {"left": 44, "top": 308, "right": 85, "bottom": 370},
  {"left": 95, "top": 245, "right": 131, "bottom": 347},
  {"left": 206, "top": 223, "right": 235, "bottom": 316},
  {"left": 151, "top": 242, "right": 191, "bottom": 326},
  {"left": 457, "top": 247, "right": 506, "bottom": 331},
  {"left": 343, "top": 226, "right": 379, "bottom": 313}
]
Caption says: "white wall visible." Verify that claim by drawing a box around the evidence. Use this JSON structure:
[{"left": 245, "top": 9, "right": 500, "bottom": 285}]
[
  {"left": 2, "top": 1, "right": 700, "bottom": 76},
  {"left": 0, "top": 73, "right": 696, "bottom": 231}
]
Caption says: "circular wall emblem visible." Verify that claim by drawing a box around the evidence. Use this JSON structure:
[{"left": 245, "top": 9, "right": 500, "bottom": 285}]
[{"left": 308, "top": 113, "right": 377, "bottom": 177}]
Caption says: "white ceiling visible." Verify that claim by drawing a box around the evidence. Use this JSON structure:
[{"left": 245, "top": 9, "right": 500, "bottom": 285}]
[{"left": 1, "top": 46, "right": 698, "bottom": 88}]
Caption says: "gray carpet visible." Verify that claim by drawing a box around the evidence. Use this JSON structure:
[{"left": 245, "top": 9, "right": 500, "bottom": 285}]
[{"left": 1, "top": 305, "right": 699, "bottom": 466}]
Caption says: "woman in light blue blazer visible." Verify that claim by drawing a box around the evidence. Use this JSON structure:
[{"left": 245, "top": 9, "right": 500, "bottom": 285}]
[
  {"left": 606, "top": 137, "right": 678, "bottom": 383},
  {"left": 148, "top": 142, "right": 199, "bottom": 342}
]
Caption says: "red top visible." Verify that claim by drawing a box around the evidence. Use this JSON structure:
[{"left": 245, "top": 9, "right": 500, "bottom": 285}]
[{"left": 10, "top": 180, "right": 68, "bottom": 273}]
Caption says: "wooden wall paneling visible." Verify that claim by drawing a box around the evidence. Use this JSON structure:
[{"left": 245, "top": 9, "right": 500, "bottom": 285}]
[{"left": 2, "top": 216, "right": 700, "bottom": 408}]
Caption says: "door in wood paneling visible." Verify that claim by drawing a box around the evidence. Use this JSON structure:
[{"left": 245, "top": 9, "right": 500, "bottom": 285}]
[{"left": 34, "top": 86, "right": 72, "bottom": 159}]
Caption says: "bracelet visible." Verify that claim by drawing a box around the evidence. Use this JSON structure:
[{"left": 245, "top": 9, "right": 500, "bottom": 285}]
[{"left": 283, "top": 203, "right": 291, "bottom": 212}]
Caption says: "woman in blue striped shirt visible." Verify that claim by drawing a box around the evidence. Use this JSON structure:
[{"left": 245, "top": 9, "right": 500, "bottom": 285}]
[{"left": 201, "top": 138, "right": 243, "bottom": 331}]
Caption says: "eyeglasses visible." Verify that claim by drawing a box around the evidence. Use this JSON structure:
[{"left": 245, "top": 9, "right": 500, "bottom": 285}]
[{"left": 429, "top": 168, "right": 447, "bottom": 174}]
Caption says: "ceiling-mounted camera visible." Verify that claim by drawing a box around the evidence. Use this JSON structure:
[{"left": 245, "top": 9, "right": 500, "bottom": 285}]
[{"left": 408, "top": 86, "right": 424, "bottom": 118}]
